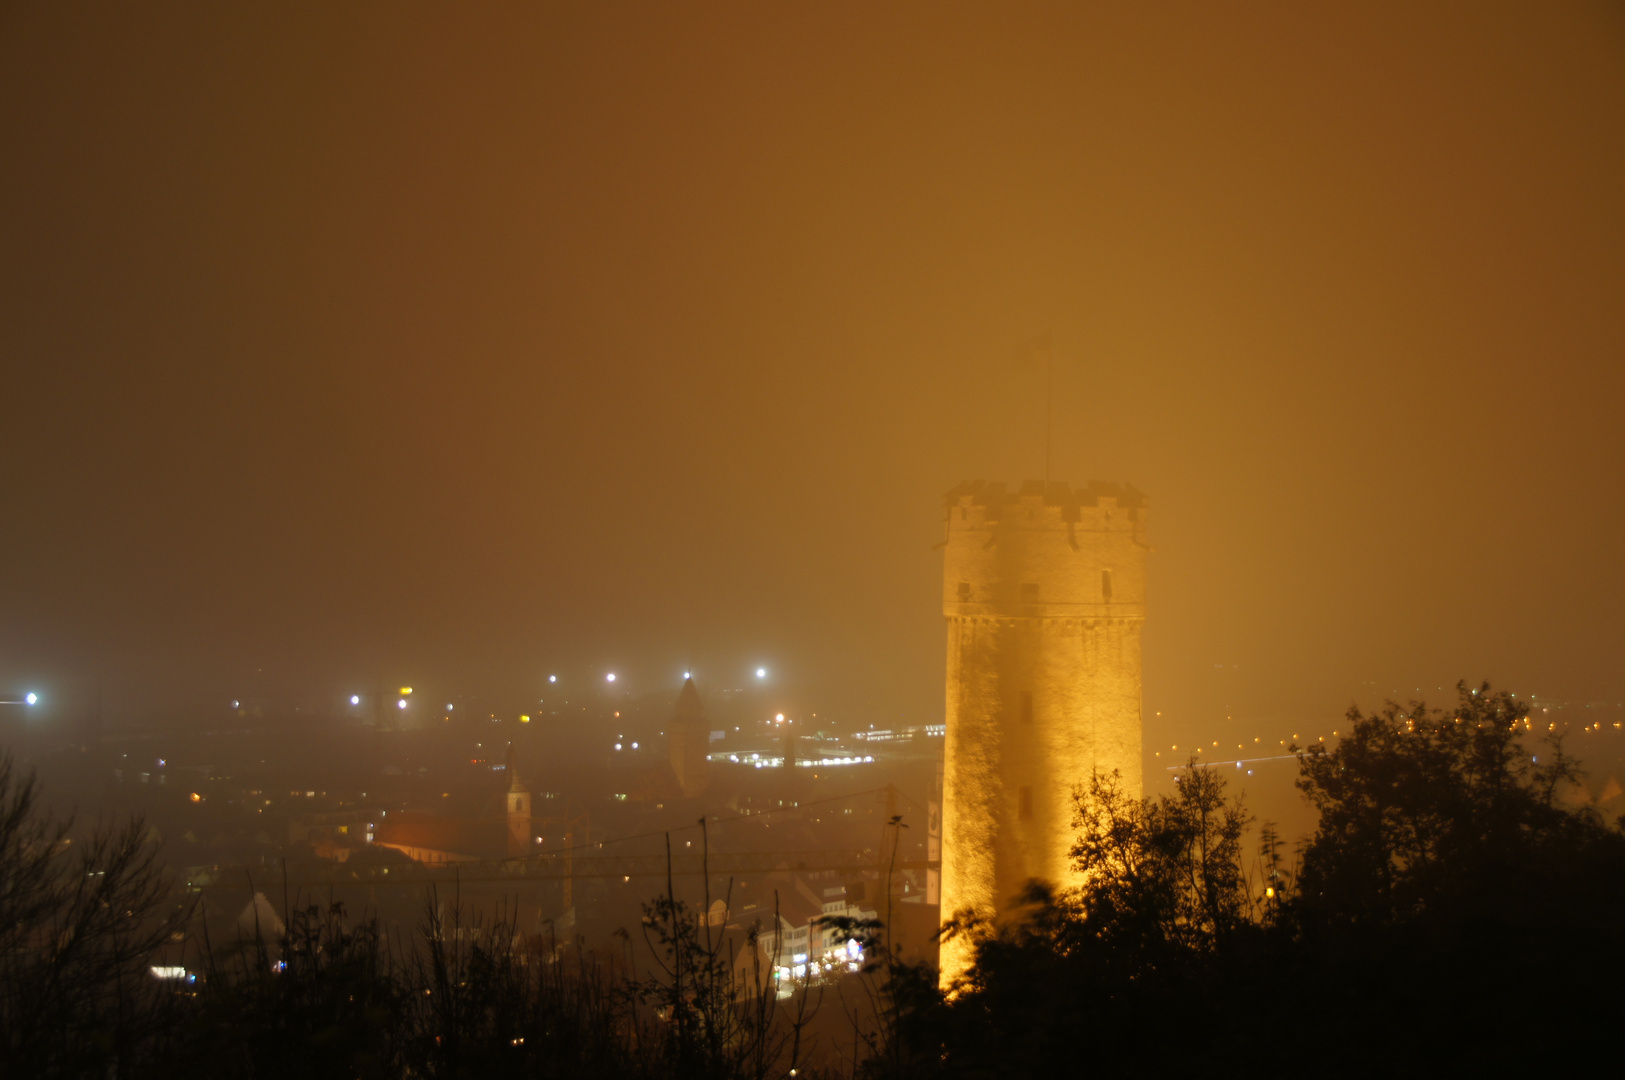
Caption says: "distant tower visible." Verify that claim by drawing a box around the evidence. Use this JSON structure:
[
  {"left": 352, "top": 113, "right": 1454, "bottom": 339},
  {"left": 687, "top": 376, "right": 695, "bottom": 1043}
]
[
  {"left": 669, "top": 678, "right": 711, "bottom": 798},
  {"left": 504, "top": 742, "right": 532, "bottom": 857},
  {"left": 938, "top": 480, "right": 1149, "bottom": 986}
]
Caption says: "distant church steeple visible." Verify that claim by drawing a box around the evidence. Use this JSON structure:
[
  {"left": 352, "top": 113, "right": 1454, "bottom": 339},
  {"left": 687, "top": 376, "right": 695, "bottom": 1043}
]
[
  {"left": 669, "top": 677, "right": 710, "bottom": 798},
  {"left": 504, "top": 741, "right": 531, "bottom": 856}
]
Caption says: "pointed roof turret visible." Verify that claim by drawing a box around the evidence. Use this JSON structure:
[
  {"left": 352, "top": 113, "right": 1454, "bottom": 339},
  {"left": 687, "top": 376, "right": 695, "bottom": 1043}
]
[{"left": 675, "top": 676, "right": 702, "bottom": 718}]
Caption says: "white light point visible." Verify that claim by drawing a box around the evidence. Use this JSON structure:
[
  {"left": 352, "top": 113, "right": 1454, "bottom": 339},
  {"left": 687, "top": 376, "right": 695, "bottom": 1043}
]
[
  {"left": 350, "top": 695, "right": 360, "bottom": 706},
  {"left": 606, "top": 673, "right": 616, "bottom": 683},
  {"left": 756, "top": 668, "right": 767, "bottom": 679},
  {"left": 549, "top": 675, "right": 557, "bottom": 683},
  {"left": 25, "top": 692, "right": 38, "bottom": 706},
  {"left": 397, "top": 699, "right": 408, "bottom": 710}
]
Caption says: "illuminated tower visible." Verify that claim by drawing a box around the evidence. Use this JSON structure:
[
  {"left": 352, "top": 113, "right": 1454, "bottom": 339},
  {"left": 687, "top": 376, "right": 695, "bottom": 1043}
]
[{"left": 938, "top": 480, "right": 1148, "bottom": 986}]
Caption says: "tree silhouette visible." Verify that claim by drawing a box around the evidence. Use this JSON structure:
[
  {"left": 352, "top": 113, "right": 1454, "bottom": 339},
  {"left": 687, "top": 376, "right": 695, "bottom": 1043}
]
[{"left": 0, "top": 752, "right": 190, "bottom": 1076}]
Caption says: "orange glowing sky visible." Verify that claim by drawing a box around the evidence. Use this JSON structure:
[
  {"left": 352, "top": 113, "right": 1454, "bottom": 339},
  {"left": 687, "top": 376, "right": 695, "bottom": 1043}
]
[{"left": 2, "top": 3, "right": 1622, "bottom": 745}]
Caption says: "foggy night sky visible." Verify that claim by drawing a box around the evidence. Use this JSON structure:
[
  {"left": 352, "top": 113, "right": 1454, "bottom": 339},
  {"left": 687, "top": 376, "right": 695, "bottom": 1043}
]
[{"left": 2, "top": 3, "right": 1623, "bottom": 746}]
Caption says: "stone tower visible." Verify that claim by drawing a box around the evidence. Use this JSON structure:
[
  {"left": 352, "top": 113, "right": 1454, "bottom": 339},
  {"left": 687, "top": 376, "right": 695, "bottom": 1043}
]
[
  {"left": 668, "top": 677, "right": 711, "bottom": 799},
  {"left": 938, "top": 480, "right": 1148, "bottom": 986},
  {"left": 504, "top": 742, "right": 532, "bottom": 858}
]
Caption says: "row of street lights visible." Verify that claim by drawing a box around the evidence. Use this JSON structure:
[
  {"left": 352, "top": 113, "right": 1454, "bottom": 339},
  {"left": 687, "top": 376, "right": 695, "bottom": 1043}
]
[
  {"left": 552, "top": 666, "right": 770, "bottom": 686},
  {"left": 320, "top": 666, "right": 777, "bottom": 718}
]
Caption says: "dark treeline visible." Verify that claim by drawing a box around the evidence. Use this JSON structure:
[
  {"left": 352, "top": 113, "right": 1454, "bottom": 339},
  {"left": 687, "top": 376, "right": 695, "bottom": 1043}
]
[
  {"left": 893, "top": 682, "right": 1625, "bottom": 1078},
  {"left": 4, "top": 682, "right": 1624, "bottom": 1077}
]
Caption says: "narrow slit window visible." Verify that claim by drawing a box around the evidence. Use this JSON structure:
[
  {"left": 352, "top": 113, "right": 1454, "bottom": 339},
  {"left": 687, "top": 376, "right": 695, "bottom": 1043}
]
[
  {"left": 1018, "top": 786, "right": 1034, "bottom": 819},
  {"left": 1101, "top": 569, "right": 1113, "bottom": 601},
  {"left": 1019, "top": 690, "right": 1033, "bottom": 724}
]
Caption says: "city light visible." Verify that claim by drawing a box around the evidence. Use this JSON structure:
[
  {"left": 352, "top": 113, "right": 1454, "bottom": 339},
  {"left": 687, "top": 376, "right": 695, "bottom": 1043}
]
[
  {"left": 683, "top": 671, "right": 691, "bottom": 679},
  {"left": 350, "top": 694, "right": 360, "bottom": 705},
  {"left": 756, "top": 668, "right": 767, "bottom": 678},
  {"left": 397, "top": 699, "right": 408, "bottom": 710},
  {"left": 25, "top": 692, "right": 37, "bottom": 706},
  {"left": 606, "top": 673, "right": 616, "bottom": 682},
  {"left": 549, "top": 675, "right": 557, "bottom": 683}
]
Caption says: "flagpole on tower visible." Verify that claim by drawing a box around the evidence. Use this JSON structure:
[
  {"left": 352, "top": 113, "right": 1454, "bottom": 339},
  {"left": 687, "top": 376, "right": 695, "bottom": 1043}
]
[
  {"left": 1013, "top": 327, "right": 1056, "bottom": 487},
  {"left": 1044, "top": 331, "right": 1053, "bottom": 489}
]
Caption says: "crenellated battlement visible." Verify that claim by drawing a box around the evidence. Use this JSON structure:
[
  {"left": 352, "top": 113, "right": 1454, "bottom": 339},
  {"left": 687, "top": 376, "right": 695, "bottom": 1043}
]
[
  {"left": 943, "top": 479, "right": 1147, "bottom": 524},
  {"left": 941, "top": 479, "right": 1149, "bottom": 616}
]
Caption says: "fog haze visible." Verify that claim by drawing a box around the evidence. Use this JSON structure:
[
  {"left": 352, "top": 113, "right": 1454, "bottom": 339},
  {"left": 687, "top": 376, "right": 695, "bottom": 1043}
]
[{"left": 4, "top": 2, "right": 1623, "bottom": 752}]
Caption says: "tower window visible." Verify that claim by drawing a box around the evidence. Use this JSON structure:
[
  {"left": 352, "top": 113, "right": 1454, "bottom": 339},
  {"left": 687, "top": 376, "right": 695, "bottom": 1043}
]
[
  {"left": 1019, "top": 691, "right": 1033, "bottom": 724},
  {"left": 1102, "top": 569, "right": 1113, "bottom": 601},
  {"left": 1018, "top": 786, "right": 1034, "bottom": 819},
  {"left": 1021, "top": 582, "right": 1040, "bottom": 602},
  {"left": 956, "top": 581, "right": 972, "bottom": 601}
]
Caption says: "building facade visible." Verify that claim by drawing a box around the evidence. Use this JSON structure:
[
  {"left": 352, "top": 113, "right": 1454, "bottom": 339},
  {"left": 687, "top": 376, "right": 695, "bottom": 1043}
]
[{"left": 938, "top": 480, "right": 1148, "bottom": 986}]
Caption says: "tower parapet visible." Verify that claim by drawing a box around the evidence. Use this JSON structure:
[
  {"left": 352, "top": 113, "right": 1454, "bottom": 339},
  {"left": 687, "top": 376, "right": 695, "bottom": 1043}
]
[{"left": 938, "top": 479, "right": 1148, "bottom": 986}]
